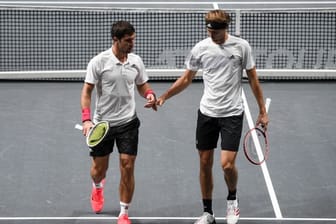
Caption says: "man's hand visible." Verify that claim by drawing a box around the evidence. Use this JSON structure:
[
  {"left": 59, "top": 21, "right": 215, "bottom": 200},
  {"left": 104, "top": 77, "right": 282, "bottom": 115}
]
[
  {"left": 82, "top": 120, "right": 94, "bottom": 136},
  {"left": 144, "top": 92, "right": 157, "bottom": 111}
]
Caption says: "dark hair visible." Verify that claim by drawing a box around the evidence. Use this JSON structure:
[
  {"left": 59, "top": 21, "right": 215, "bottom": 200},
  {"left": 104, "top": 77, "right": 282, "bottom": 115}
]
[{"left": 111, "top": 21, "right": 135, "bottom": 40}]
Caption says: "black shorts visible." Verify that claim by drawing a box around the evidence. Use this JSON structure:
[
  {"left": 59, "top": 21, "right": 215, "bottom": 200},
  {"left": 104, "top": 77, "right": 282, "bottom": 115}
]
[
  {"left": 90, "top": 117, "right": 140, "bottom": 157},
  {"left": 196, "top": 110, "right": 244, "bottom": 151}
]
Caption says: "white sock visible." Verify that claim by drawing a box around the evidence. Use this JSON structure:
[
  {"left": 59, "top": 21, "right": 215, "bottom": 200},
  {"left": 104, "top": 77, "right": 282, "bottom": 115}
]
[
  {"left": 93, "top": 181, "right": 103, "bottom": 189},
  {"left": 119, "top": 201, "right": 129, "bottom": 216}
]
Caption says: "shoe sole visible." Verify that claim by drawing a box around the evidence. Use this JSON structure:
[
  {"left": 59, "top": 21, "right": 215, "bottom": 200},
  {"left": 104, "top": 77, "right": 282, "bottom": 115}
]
[
  {"left": 227, "top": 217, "right": 239, "bottom": 224},
  {"left": 91, "top": 200, "right": 104, "bottom": 213}
]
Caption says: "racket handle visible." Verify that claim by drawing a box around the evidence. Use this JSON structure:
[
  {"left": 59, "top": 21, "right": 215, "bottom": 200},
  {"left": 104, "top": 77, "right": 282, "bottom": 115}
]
[
  {"left": 265, "top": 98, "right": 271, "bottom": 113},
  {"left": 75, "top": 124, "right": 83, "bottom": 131}
]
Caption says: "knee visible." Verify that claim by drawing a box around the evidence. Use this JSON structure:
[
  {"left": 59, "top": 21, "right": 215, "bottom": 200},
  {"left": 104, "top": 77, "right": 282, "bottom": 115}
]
[
  {"left": 200, "top": 157, "right": 213, "bottom": 171},
  {"left": 120, "top": 157, "right": 135, "bottom": 174},
  {"left": 221, "top": 151, "right": 237, "bottom": 173},
  {"left": 91, "top": 164, "right": 107, "bottom": 180},
  {"left": 222, "top": 161, "right": 235, "bottom": 174}
]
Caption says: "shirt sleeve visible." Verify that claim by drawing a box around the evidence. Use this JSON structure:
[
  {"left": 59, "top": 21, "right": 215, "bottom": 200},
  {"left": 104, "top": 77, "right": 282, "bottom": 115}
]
[
  {"left": 242, "top": 40, "right": 256, "bottom": 70},
  {"left": 85, "top": 57, "right": 99, "bottom": 84},
  {"left": 135, "top": 56, "right": 149, "bottom": 85},
  {"left": 185, "top": 44, "right": 201, "bottom": 71}
]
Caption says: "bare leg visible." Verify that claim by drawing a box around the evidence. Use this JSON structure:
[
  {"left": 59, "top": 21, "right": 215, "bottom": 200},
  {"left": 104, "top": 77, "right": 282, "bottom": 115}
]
[
  {"left": 119, "top": 153, "right": 136, "bottom": 203},
  {"left": 221, "top": 150, "right": 238, "bottom": 192},
  {"left": 198, "top": 149, "right": 214, "bottom": 199},
  {"left": 90, "top": 155, "right": 109, "bottom": 184}
]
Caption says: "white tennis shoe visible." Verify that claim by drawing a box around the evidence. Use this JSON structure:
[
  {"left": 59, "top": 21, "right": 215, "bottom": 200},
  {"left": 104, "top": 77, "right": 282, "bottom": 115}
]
[
  {"left": 194, "top": 212, "right": 216, "bottom": 224},
  {"left": 226, "top": 199, "right": 240, "bottom": 224}
]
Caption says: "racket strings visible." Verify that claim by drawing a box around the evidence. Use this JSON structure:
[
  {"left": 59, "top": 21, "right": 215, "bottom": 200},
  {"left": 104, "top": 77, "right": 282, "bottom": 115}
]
[
  {"left": 87, "top": 122, "right": 109, "bottom": 147},
  {"left": 244, "top": 127, "right": 269, "bottom": 165}
]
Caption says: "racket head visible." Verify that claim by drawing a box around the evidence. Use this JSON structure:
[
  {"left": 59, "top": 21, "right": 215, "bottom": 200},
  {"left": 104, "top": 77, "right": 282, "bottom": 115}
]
[
  {"left": 243, "top": 127, "right": 269, "bottom": 165},
  {"left": 86, "top": 121, "right": 110, "bottom": 151}
]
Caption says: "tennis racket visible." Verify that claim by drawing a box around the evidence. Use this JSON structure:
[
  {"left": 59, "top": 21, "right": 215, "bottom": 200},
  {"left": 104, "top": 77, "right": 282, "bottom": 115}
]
[
  {"left": 243, "top": 98, "right": 271, "bottom": 165},
  {"left": 75, "top": 121, "right": 110, "bottom": 152}
]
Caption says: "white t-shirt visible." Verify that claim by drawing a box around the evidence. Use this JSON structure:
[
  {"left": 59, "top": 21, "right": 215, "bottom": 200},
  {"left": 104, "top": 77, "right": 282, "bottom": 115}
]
[
  {"left": 185, "top": 35, "right": 255, "bottom": 117},
  {"left": 85, "top": 48, "right": 148, "bottom": 126}
]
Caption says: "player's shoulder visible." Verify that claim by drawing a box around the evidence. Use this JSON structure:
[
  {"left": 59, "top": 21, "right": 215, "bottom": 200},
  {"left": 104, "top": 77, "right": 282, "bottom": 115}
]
[
  {"left": 192, "top": 37, "right": 212, "bottom": 52},
  {"left": 87, "top": 49, "right": 114, "bottom": 73},
  {"left": 98, "top": 48, "right": 113, "bottom": 60},
  {"left": 228, "top": 35, "right": 251, "bottom": 47},
  {"left": 128, "top": 52, "right": 141, "bottom": 60},
  {"left": 90, "top": 48, "right": 111, "bottom": 63},
  {"left": 196, "top": 37, "right": 212, "bottom": 46},
  {"left": 128, "top": 53, "right": 144, "bottom": 64}
]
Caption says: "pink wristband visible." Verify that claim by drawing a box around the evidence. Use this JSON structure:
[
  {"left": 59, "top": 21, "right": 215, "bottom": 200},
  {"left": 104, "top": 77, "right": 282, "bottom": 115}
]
[
  {"left": 144, "top": 89, "right": 155, "bottom": 98},
  {"left": 82, "top": 108, "right": 91, "bottom": 122}
]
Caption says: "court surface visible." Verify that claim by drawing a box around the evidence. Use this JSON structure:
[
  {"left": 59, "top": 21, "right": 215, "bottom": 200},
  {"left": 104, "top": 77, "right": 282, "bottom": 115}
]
[
  {"left": 1, "top": 0, "right": 336, "bottom": 223},
  {"left": 0, "top": 80, "right": 335, "bottom": 224}
]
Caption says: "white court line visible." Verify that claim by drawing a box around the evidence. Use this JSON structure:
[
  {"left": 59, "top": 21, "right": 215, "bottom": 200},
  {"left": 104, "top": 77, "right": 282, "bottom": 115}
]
[
  {"left": 0, "top": 1, "right": 335, "bottom": 4},
  {"left": 241, "top": 89, "right": 283, "bottom": 218},
  {"left": 1, "top": 217, "right": 336, "bottom": 221}
]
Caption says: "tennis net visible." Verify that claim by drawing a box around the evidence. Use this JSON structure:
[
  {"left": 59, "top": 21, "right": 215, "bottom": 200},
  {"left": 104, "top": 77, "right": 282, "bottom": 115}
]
[{"left": 0, "top": 6, "right": 335, "bottom": 80}]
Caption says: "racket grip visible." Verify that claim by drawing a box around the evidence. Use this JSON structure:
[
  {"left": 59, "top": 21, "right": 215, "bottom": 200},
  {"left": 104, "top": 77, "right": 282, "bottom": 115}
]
[
  {"left": 75, "top": 124, "right": 83, "bottom": 131},
  {"left": 265, "top": 98, "right": 271, "bottom": 113}
]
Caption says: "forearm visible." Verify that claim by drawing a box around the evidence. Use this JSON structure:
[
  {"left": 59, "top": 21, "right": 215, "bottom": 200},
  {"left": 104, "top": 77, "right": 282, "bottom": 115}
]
[
  {"left": 80, "top": 83, "right": 94, "bottom": 122},
  {"left": 137, "top": 82, "right": 154, "bottom": 98},
  {"left": 81, "top": 94, "right": 91, "bottom": 109},
  {"left": 247, "top": 69, "right": 266, "bottom": 114},
  {"left": 161, "top": 70, "right": 196, "bottom": 100},
  {"left": 251, "top": 81, "right": 266, "bottom": 114}
]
